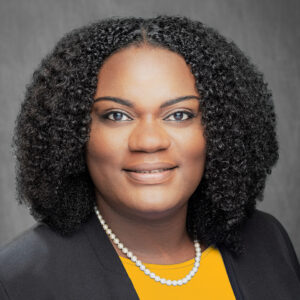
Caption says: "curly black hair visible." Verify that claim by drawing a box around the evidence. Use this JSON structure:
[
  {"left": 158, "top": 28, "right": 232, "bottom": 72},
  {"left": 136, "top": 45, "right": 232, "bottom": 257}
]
[{"left": 13, "top": 15, "right": 279, "bottom": 256}]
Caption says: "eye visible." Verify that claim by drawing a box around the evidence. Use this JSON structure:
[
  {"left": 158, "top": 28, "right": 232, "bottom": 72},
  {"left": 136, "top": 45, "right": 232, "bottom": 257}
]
[
  {"left": 101, "top": 111, "right": 132, "bottom": 122},
  {"left": 100, "top": 110, "right": 195, "bottom": 122},
  {"left": 164, "top": 111, "right": 195, "bottom": 121}
]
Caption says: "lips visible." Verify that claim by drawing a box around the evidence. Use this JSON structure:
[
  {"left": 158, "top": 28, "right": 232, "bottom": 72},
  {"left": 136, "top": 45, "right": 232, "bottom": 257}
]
[
  {"left": 123, "top": 162, "right": 177, "bottom": 172},
  {"left": 123, "top": 162, "right": 178, "bottom": 184},
  {"left": 128, "top": 168, "right": 175, "bottom": 174}
]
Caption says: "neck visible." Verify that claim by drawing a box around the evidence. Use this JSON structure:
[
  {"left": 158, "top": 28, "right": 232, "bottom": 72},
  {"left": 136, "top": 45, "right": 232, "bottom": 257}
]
[{"left": 95, "top": 196, "right": 204, "bottom": 265}]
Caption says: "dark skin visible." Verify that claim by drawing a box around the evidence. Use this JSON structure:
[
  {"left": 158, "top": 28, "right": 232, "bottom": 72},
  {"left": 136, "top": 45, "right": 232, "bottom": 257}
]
[{"left": 86, "top": 44, "right": 207, "bottom": 264}]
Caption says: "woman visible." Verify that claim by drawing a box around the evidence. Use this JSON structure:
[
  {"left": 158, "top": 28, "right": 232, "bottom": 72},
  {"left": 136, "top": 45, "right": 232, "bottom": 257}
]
[{"left": 0, "top": 15, "right": 299, "bottom": 299}]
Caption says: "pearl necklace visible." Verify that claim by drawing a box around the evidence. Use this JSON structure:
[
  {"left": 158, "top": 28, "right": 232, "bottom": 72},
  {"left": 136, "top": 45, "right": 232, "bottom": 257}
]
[{"left": 94, "top": 205, "right": 202, "bottom": 286}]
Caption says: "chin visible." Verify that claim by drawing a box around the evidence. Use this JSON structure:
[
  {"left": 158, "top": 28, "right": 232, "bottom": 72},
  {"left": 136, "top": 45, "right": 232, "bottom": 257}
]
[{"left": 128, "top": 199, "right": 185, "bottom": 220}]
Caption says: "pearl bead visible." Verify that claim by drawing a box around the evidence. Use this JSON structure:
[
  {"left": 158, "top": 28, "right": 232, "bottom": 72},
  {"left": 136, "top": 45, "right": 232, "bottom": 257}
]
[
  {"left": 150, "top": 273, "right": 155, "bottom": 279},
  {"left": 139, "top": 265, "right": 146, "bottom": 271},
  {"left": 122, "top": 247, "right": 128, "bottom": 254},
  {"left": 166, "top": 280, "right": 172, "bottom": 286},
  {"left": 136, "top": 260, "right": 142, "bottom": 267},
  {"left": 145, "top": 269, "right": 150, "bottom": 275},
  {"left": 155, "top": 275, "right": 160, "bottom": 281},
  {"left": 160, "top": 278, "right": 166, "bottom": 284},
  {"left": 132, "top": 256, "right": 137, "bottom": 262}
]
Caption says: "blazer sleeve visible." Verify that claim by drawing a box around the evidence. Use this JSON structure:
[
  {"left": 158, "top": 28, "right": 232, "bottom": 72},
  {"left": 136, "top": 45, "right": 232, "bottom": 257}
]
[
  {"left": 268, "top": 213, "right": 300, "bottom": 280},
  {"left": 221, "top": 209, "right": 300, "bottom": 300},
  {"left": 0, "top": 279, "right": 10, "bottom": 300}
]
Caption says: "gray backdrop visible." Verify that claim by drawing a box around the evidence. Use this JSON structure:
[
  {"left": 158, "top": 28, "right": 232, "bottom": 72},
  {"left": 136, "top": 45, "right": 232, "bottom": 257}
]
[{"left": 1, "top": 0, "right": 299, "bottom": 259}]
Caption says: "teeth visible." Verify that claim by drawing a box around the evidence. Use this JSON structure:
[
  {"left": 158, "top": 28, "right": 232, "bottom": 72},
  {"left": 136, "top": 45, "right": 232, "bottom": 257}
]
[{"left": 133, "top": 168, "right": 170, "bottom": 173}]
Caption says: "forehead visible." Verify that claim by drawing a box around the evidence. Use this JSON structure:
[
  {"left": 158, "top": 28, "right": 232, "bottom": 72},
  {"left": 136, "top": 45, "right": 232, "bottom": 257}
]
[{"left": 94, "top": 45, "right": 199, "bottom": 109}]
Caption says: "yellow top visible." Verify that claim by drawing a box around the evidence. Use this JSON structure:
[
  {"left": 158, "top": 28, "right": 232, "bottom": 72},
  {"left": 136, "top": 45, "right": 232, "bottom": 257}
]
[{"left": 119, "top": 246, "right": 236, "bottom": 300}]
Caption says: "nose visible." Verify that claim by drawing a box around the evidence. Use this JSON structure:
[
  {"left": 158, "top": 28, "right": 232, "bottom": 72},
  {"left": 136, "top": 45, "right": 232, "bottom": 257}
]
[{"left": 128, "top": 119, "right": 171, "bottom": 153}]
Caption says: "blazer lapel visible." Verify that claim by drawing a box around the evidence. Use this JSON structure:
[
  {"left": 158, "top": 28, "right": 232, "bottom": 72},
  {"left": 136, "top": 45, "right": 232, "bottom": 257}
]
[{"left": 83, "top": 213, "right": 140, "bottom": 300}]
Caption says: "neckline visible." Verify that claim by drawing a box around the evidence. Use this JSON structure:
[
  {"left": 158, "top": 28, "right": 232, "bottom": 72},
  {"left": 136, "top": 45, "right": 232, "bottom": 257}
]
[{"left": 119, "top": 245, "right": 213, "bottom": 269}]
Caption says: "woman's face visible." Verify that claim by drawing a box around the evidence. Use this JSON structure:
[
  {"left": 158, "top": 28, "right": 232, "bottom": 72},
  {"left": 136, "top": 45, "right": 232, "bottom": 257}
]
[{"left": 86, "top": 45, "right": 206, "bottom": 220}]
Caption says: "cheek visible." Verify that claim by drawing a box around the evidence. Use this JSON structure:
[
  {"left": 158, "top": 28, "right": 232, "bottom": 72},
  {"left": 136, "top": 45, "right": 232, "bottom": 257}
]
[
  {"left": 176, "top": 129, "right": 206, "bottom": 176},
  {"left": 86, "top": 126, "right": 127, "bottom": 169}
]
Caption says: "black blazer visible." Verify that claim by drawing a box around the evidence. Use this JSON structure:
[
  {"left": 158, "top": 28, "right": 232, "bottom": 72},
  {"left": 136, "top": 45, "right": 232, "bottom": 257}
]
[{"left": 0, "top": 209, "right": 300, "bottom": 300}]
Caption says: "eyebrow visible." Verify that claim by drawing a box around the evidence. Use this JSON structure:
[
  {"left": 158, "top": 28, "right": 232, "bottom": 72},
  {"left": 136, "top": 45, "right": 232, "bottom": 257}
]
[{"left": 94, "top": 95, "right": 200, "bottom": 109}]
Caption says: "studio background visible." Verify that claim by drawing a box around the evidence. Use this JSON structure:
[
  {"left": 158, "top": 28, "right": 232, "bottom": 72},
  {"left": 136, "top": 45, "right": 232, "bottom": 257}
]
[{"left": 0, "top": 0, "right": 299, "bottom": 259}]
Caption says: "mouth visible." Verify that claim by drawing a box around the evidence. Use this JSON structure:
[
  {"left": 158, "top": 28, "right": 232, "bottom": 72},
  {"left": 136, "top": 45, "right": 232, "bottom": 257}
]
[
  {"left": 123, "top": 167, "right": 178, "bottom": 184},
  {"left": 124, "top": 167, "right": 177, "bottom": 173}
]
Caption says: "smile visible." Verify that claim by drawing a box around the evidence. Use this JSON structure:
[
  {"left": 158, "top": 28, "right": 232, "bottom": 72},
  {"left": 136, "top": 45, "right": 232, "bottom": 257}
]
[
  {"left": 130, "top": 168, "right": 173, "bottom": 173},
  {"left": 123, "top": 167, "right": 177, "bottom": 184}
]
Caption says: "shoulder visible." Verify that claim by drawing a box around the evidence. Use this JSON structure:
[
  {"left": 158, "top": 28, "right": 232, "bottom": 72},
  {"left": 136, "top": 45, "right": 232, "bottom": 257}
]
[
  {"left": 242, "top": 209, "right": 295, "bottom": 246},
  {"left": 0, "top": 215, "right": 134, "bottom": 299},
  {"left": 0, "top": 223, "right": 57, "bottom": 298},
  {"left": 239, "top": 209, "right": 300, "bottom": 277},
  {"left": 241, "top": 209, "right": 295, "bottom": 251},
  {"left": 0, "top": 223, "right": 69, "bottom": 279},
  {"left": 0, "top": 220, "right": 96, "bottom": 299}
]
